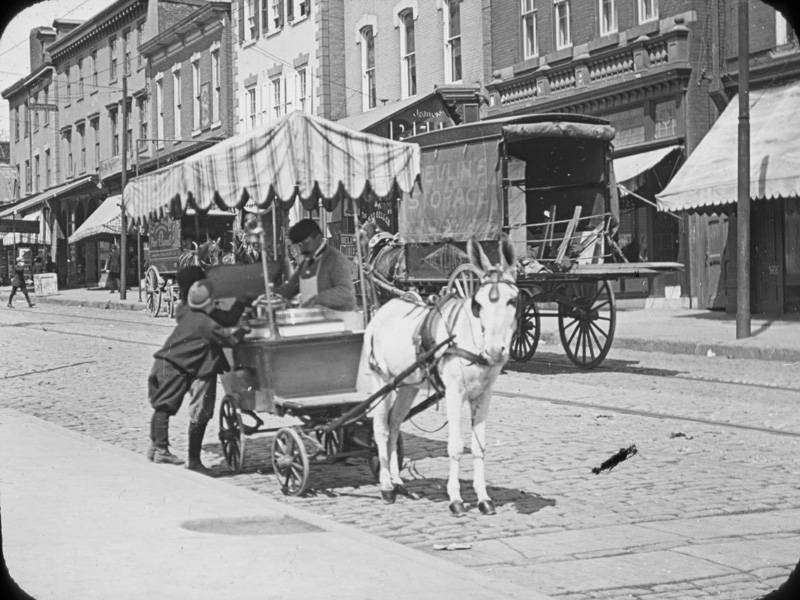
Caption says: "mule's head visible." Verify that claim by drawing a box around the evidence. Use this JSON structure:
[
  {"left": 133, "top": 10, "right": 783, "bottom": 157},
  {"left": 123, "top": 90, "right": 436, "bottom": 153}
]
[{"left": 466, "top": 236, "right": 519, "bottom": 364}]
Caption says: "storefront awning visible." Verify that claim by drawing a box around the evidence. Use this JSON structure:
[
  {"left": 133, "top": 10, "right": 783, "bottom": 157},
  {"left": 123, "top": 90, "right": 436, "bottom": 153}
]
[
  {"left": 657, "top": 79, "right": 800, "bottom": 211},
  {"left": 0, "top": 176, "right": 99, "bottom": 218},
  {"left": 614, "top": 145, "right": 682, "bottom": 190},
  {"left": 68, "top": 195, "right": 125, "bottom": 244},
  {"left": 3, "top": 231, "right": 44, "bottom": 245}
]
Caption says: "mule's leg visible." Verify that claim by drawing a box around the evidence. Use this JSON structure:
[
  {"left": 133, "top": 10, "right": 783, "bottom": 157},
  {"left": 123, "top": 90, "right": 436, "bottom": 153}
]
[
  {"left": 387, "top": 387, "right": 419, "bottom": 498},
  {"left": 370, "top": 385, "right": 397, "bottom": 504},
  {"left": 471, "top": 394, "right": 495, "bottom": 515},
  {"left": 445, "top": 386, "right": 467, "bottom": 516}
]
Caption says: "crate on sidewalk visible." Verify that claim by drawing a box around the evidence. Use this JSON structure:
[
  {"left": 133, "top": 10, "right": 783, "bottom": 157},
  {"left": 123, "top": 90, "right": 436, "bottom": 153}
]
[{"left": 33, "top": 273, "right": 58, "bottom": 297}]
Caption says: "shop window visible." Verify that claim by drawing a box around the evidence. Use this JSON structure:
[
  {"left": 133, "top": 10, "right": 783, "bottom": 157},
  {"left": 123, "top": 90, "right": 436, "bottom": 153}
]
[
  {"left": 654, "top": 100, "right": 676, "bottom": 139},
  {"left": 521, "top": 0, "right": 537, "bottom": 59}
]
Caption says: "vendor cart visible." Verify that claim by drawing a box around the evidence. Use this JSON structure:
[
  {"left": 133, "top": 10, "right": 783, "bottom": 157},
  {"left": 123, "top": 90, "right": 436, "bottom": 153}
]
[{"left": 124, "top": 111, "right": 446, "bottom": 495}]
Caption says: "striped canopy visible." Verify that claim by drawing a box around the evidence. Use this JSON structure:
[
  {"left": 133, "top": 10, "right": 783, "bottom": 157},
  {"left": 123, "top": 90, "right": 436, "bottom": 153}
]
[{"left": 123, "top": 111, "right": 421, "bottom": 226}]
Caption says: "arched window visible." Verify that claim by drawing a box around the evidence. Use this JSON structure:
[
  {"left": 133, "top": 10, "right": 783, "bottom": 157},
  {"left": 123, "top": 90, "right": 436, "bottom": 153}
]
[
  {"left": 400, "top": 10, "right": 416, "bottom": 98},
  {"left": 360, "top": 26, "right": 377, "bottom": 111}
]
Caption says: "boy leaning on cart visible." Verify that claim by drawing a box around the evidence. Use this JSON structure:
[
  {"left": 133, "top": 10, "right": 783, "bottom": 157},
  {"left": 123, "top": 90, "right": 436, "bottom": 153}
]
[{"left": 147, "top": 279, "right": 249, "bottom": 469}]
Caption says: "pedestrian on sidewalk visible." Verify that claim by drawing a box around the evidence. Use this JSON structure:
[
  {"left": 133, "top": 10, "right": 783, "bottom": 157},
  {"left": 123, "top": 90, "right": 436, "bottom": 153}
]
[
  {"left": 147, "top": 279, "right": 248, "bottom": 469},
  {"left": 6, "top": 260, "right": 34, "bottom": 308},
  {"left": 107, "top": 240, "right": 121, "bottom": 293}
]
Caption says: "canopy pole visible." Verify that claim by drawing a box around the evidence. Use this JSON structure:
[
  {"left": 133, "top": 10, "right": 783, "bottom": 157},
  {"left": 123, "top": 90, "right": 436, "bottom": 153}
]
[
  {"left": 736, "top": 0, "right": 751, "bottom": 339},
  {"left": 258, "top": 211, "right": 279, "bottom": 338},
  {"left": 351, "top": 196, "right": 370, "bottom": 328}
]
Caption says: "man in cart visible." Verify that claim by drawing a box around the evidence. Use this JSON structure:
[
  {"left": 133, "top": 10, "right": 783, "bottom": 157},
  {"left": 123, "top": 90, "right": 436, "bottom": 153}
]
[{"left": 275, "top": 218, "right": 361, "bottom": 329}]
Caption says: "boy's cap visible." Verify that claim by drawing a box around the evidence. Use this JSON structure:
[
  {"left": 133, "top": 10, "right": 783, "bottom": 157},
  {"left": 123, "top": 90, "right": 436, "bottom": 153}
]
[{"left": 188, "top": 279, "right": 213, "bottom": 310}]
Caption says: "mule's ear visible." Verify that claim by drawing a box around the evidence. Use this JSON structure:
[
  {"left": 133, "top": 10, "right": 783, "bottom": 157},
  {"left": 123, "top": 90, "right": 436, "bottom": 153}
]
[
  {"left": 467, "top": 237, "right": 491, "bottom": 271},
  {"left": 499, "top": 234, "right": 516, "bottom": 272}
]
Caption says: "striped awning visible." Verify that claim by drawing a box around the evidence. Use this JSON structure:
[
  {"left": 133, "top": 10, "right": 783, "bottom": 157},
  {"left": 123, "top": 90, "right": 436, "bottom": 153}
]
[
  {"left": 3, "top": 231, "right": 44, "bottom": 245},
  {"left": 123, "top": 111, "right": 421, "bottom": 226},
  {"left": 68, "top": 195, "right": 127, "bottom": 244}
]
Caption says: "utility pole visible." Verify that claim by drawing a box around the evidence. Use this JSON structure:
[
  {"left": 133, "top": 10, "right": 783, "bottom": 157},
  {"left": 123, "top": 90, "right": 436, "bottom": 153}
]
[
  {"left": 120, "top": 76, "right": 128, "bottom": 300},
  {"left": 736, "top": 0, "right": 750, "bottom": 338}
]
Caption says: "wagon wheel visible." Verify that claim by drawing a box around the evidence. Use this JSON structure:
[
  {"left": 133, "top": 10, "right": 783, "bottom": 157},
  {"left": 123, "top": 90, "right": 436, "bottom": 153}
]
[
  {"left": 144, "top": 265, "right": 162, "bottom": 317},
  {"left": 446, "top": 263, "right": 483, "bottom": 298},
  {"left": 368, "top": 431, "right": 404, "bottom": 483},
  {"left": 272, "top": 427, "right": 310, "bottom": 496},
  {"left": 510, "top": 293, "right": 541, "bottom": 362},
  {"left": 558, "top": 279, "right": 616, "bottom": 369},
  {"left": 218, "top": 395, "right": 246, "bottom": 472},
  {"left": 315, "top": 427, "right": 344, "bottom": 463}
]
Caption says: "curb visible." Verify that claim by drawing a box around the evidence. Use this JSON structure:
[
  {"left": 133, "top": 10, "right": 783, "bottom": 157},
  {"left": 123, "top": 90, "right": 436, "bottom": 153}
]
[
  {"left": 2, "top": 293, "right": 146, "bottom": 312},
  {"left": 538, "top": 331, "right": 800, "bottom": 363}
]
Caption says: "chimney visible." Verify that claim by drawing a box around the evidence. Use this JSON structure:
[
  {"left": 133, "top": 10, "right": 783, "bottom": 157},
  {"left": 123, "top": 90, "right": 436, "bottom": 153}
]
[{"left": 29, "top": 26, "right": 56, "bottom": 71}]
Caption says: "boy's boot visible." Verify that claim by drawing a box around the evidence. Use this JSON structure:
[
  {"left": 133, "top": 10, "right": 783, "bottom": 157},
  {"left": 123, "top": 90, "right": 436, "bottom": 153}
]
[
  {"left": 151, "top": 410, "right": 183, "bottom": 465},
  {"left": 186, "top": 421, "right": 210, "bottom": 473}
]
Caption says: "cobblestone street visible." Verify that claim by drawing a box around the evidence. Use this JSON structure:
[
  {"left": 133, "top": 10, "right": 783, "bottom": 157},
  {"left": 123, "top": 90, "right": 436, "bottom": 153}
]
[{"left": 2, "top": 304, "right": 799, "bottom": 600}]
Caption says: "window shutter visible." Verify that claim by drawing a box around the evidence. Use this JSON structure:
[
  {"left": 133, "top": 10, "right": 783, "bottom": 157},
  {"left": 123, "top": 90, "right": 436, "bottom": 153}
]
[
  {"left": 278, "top": 0, "right": 284, "bottom": 28},
  {"left": 255, "top": 0, "right": 261, "bottom": 37},
  {"left": 287, "top": 0, "right": 294, "bottom": 22}
]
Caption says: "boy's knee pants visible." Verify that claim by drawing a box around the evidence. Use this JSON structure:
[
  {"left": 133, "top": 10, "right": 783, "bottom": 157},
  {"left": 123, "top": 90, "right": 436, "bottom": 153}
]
[{"left": 187, "top": 375, "right": 217, "bottom": 426}]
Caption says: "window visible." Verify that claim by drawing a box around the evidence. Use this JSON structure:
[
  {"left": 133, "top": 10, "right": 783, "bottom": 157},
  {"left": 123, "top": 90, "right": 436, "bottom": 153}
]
[
  {"left": 78, "top": 58, "right": 84, "bottom": 98},
  {"left": 555, "top": 0, "right": 571, "bottom": 49},
  {"left": 297, "top": 68, "right": 307, "bottom": 112},
  {"left": 123, "top": 29, "right": 131, "bottom": 77},
  {"left": 270, "top": 0, "right": 284, "bottom": 32},
  {"left": 125, "top": 100, "right": 133, "bottom": 158},
  {"left": 65, "top": 67, "right": 71, "bottom": 105},
  {"left": 192, "top": 59, "right": 201, "bottom": 131},
  {"left": 33, "top": 94, "right": 39, "bottom": 131},
  {"left": 271, "top": 79, "right": 281, "bottom": 119},
  {"left": 110, "top": 108, "right": 119, "bottom": 157},
  {"left": 34, "top": 155, "right": 40, "bottom": 193},
  {"left": 109, "top": 35, "right": 118, "bottom": 81},
  {"left": 77, "top": 123, "right": 86, "bottom": 172},
  {"left": 21, "top": 104, "right": 27, "bottom": 138},
  {"left": 247, "top": 86, "right": 258, "bottom": 127},
  {"left": 287, "top": 0, "right": 307, "bottom": 21},
  {"left": 173, "top": 69, "right": 181, "bottom": 138},
  {"left": 156, "top": 76, "right": 164, "bottom": 144},
  {"left": 91, "top": 50, "right": 98, "bottom": 88},
  {"left": 261, "top": 0, "right": 269, "bottom": 32},
  {"left": 14, "top": 107, "right": 18, "bottom": 141},
  {"left": 298, "top": 1, "right": 308, "bottom": 18},
  {"left": 246, "top": 0, "right": 257, "bottom": 40},
  {"left": 776, "top": 11, "right": 798, "bottom": 46},
  {"left": 90, "top": 117, "right": 100, "bottom": 167},
  {"left": 654, "top": 100, "right": 676, "bottom": 139},
  {"left": 211, "top": 49, "right": 220, "bottom": 123},
  {"left": 24, "top": 159, "right": 30, "bottom": 193},
  {"left": 43, "top": 86, "right": 49, "bottom": 125},
  {"left": 138, "top": 96, "right": 148, "bottom": 145},
  {"left": 360, "top": 26, "right": 377, "bottom": 111},
  {"left": 400, "top": 10, "right": 416, "bottom": 98},
  {"left": 599, "top": 0, "right": 616, "bottom": 35},
  {"left": 63, "top": 130, "right": 73, "bottom": 177},
  {"left": 638, "top": 0, "right": 657, "bottom": 24},
  {"left": 137, "top": 22, "right": 144, "bottom": 68},
  {"left": 45, "top": 149, "right": 51, "bottom": 188},
  {"left": 521, "top": 0, "right": 537, "bottom": 59},
  {"left": 443, "top": 0, "right": 462, "bottom": 82}
]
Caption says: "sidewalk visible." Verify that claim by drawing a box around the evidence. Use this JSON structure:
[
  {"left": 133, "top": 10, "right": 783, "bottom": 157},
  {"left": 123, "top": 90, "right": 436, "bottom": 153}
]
[
  {"left": 0, "top": 408, "right": 542, "bottom": 600},
  {"left": 5, "top": 285, "right": 800, "bottom": 362}
]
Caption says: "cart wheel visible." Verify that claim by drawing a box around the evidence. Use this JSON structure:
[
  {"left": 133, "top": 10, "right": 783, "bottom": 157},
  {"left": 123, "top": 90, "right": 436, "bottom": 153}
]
[
  {"left": 368, "top": 431, "right": 404, "bottom": 483},
  {"left": 271, "top": 427, "right": 310, "bottom": 496},
  {"left": 558, "top": 279, "right": 616, "bottom": 369},
  {"left": 510, "top": 293, "right": 540, "bottom": 362},
  {"left": 446, "top": 263, "right": 484, "bottom": 298},
  {"left": 315, "top": 427, "right": 344, "bottom": 463},
  {"left": 144, "top": 266, "right": 162, "bottom": 317},
  {"left": 218, "top": 396, "right": 246, "bottom": 472}
]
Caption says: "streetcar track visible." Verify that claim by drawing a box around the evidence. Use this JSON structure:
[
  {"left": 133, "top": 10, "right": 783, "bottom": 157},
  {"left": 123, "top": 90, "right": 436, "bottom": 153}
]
[
  {"left": 33, "top": 327, "right": 161, "bottom": 347},
  {"left": 3, "top": 306, "right": 172, "bottom": 329},
  {"left": 3, "top": 360, "right": 98, "bottom": 379},
  {"left": 514, "top": 356, "right": 800, "bottom": 393},
  {"left": 494, "top": 390, "right": 800, "bottom": 438}
]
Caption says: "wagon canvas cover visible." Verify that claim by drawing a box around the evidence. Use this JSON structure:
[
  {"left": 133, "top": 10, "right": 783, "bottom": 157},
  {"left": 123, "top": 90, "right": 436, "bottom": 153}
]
[{"left": 123, "top": 111, "right": 421, "bottom": 225}]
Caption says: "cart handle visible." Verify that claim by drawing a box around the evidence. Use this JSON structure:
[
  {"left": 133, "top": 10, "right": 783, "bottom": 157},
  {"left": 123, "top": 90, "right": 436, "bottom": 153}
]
[{"left": 316, "top": 335, "right": 455, "bottom": 434}]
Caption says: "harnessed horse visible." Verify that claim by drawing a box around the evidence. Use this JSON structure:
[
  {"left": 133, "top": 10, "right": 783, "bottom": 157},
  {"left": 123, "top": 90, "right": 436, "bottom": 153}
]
[
  {"left": 358, "top": 236, "right": 519, "bottom": 515},
  {"left": 177, "top": 238, "right": 222, "bottom": 271}
]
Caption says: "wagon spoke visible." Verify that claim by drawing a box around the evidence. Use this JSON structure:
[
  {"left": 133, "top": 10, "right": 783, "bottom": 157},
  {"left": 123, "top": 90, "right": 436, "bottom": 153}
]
[{"left": 588, "top": 319, "right": 609, "bottom": 340}]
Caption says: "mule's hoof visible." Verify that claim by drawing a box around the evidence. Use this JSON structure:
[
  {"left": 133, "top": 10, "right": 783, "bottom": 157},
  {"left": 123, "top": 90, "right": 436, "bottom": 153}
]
[
  {"left": 449, "top": 501, "right": 468, "bottom": 517},
  {"left": 394, "top": 484, "right": 421, "bottom": 500},
  {"left": 380, "top": 488, "right": 397, "bottom": 504},
  {"left": 478, "top": 500, "right": 496, "bottom": 515}
]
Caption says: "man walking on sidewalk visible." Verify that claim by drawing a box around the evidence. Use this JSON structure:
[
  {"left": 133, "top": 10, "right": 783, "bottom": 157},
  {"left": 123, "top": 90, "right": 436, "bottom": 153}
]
[{"left": 7, "top": 260, "right": 35, "bottom": 308}]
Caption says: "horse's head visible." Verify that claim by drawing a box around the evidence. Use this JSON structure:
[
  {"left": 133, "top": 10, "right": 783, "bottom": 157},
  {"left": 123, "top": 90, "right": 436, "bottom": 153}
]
[{"left": 466, "top": 236, "right": 519, "bottom": 364}]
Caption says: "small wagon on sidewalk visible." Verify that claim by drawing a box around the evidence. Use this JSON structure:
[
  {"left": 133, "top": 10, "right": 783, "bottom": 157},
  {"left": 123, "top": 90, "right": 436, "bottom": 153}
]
[
  {"left": 366, "top": 114, "right": 682, "bottom": 369},
  {"left": 124, "top": 111, "right": 447, "bottom": 495}
]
